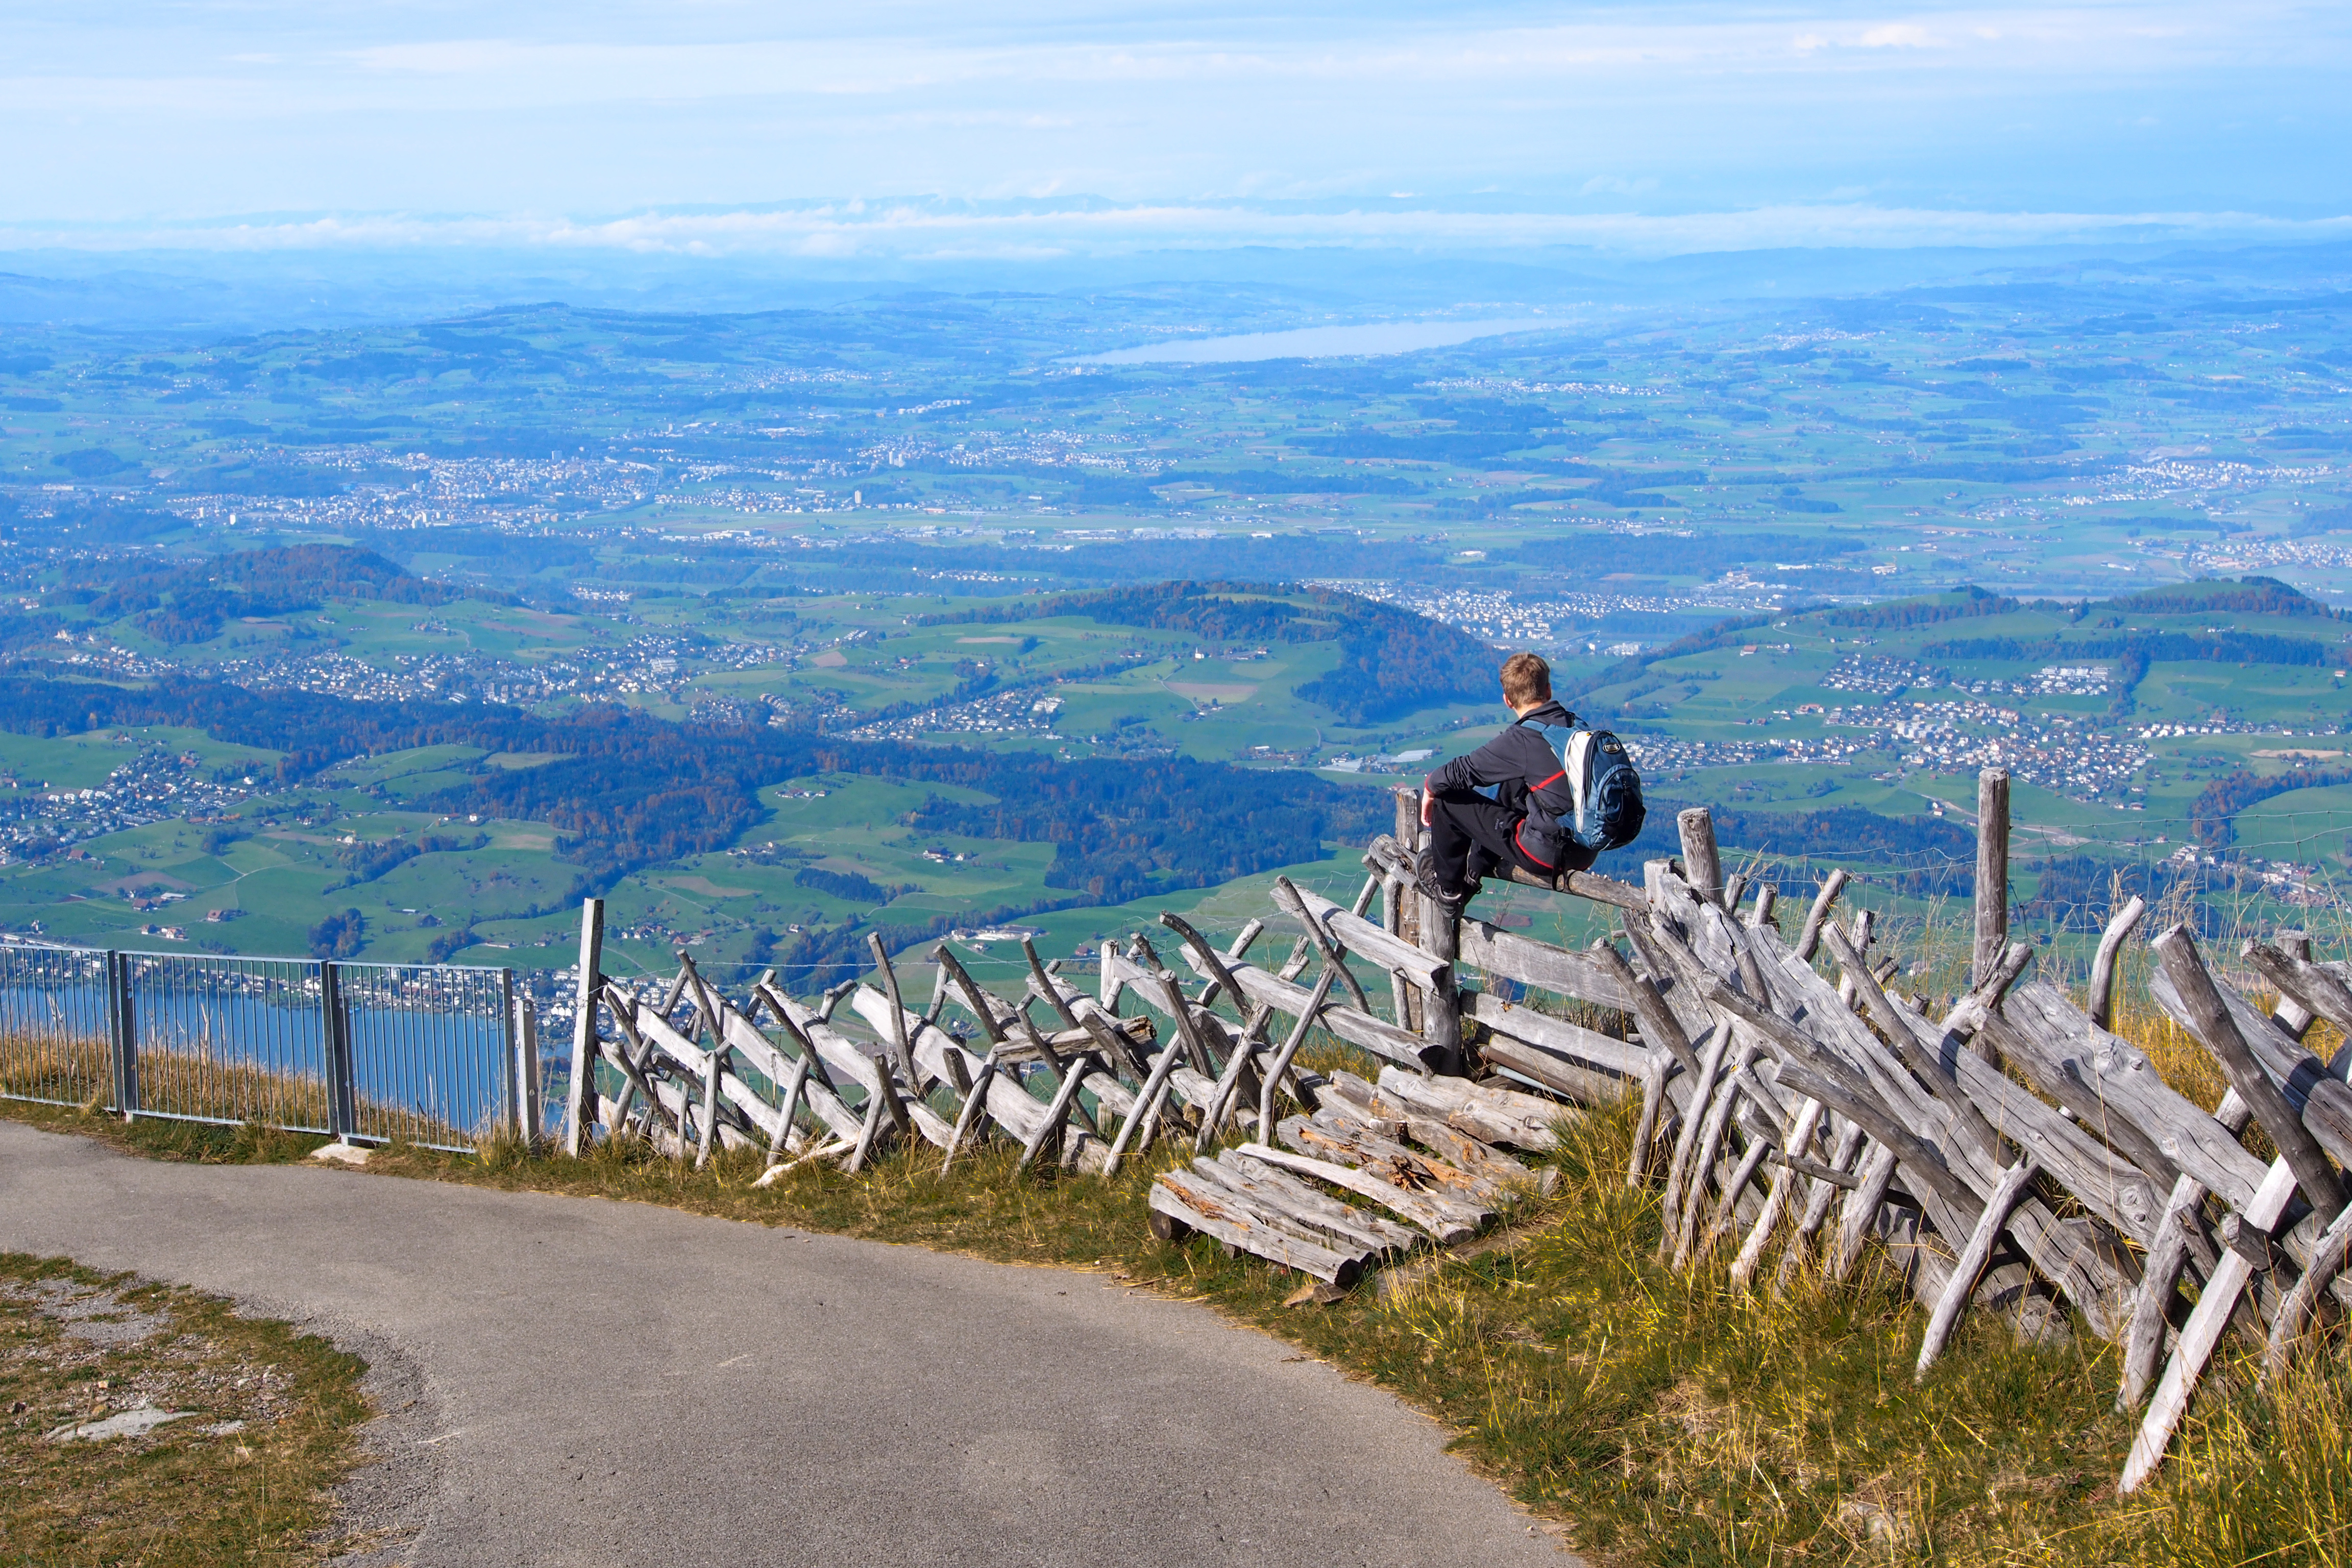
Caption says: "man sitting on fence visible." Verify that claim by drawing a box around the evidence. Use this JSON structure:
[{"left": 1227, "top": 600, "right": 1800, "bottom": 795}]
[{"left": 1414, "top": 651, "right": 1637, "bottom": 909}]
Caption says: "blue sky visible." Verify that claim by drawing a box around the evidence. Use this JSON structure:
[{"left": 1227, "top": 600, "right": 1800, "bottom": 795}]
[{"left": 6, "top": 2, "right": 2350, "bottom": 259}]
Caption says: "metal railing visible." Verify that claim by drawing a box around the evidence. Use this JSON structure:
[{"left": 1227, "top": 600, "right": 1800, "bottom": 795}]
[
  {"left": 0, "top": 942, "right": 541, "bottom": 1154},
  {"left": 0, "top": 945, "right": 112, "bottom": 1109}
]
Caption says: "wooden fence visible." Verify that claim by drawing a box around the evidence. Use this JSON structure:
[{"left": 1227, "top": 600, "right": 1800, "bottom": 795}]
[{"left": 556, "top": 771, "right": 2352, "bottom": 1495}]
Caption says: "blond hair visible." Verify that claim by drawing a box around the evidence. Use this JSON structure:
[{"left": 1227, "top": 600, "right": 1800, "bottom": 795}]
[{"left": 1500, "top": 651, "right": 1551, "bottom": 708}]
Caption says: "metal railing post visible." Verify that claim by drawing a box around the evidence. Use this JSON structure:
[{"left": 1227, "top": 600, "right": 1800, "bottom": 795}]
[
  {"left": 320, "top": 961, "right": 358, "bottom": 1142},
  {"left": 105, "top": 950, "right": 140, "bottom": 1120},
  {"left": 498, "top": 967, "right": 518, "bottom": 1141}
]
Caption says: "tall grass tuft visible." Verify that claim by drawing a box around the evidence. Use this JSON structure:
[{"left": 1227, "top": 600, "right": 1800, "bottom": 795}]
[{"left": 2105, "top": 1352, "right": 2352, "bottom": 1568}]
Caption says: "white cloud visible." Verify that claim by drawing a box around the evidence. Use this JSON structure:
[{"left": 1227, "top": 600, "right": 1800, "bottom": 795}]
[
  {"left": 0, "top": 4, "right": 2344, "bottom": 225},
  {"left": 6, "top": 199, "right": 2343, "bottom": 261},
  {"left": 1858, "top": 24, "right": 1947, "bottom": 49},
  {"left": 5, "top": 7, "right": 2299, "bottom": 118}
]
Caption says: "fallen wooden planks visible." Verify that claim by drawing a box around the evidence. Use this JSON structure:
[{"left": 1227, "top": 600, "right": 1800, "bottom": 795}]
[
  {"left": 1368, "top": 1063, "right": 1566, "bottom": 1150},
  {"left": 1149, "top": 1168, "right": 1374, "bottom": 1287},
  {"left": 1234, "top": 1142, "right": 1484, "bottom": 1243},
  {"left": 1276, "top": 1110, "right": 1509, "bottom": 1209},
  {"left": 1189, "top": 1153, "right": 1420, "bottom": 1258},
  {"left": 1319, "top": 1071, "right": 1536, "bottom": 1184}
]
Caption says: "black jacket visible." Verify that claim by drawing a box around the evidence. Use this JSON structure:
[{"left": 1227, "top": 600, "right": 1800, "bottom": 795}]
[{"left": 1424, "top": 700, "right": 1582, "bottom": 831}]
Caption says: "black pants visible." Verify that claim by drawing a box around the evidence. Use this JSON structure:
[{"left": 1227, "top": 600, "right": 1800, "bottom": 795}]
[{"left": 1426, "top": 788, "right": 1597, "bottom": 893}]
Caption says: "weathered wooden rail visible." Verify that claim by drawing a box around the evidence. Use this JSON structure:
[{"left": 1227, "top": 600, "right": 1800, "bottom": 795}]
[{"left": 554, "top": 774, "right": 2352, "bottom": 1494}]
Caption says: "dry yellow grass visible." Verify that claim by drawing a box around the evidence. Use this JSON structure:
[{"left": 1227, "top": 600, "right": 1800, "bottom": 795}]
[{"left": 2, "top": 1031, "right": 471, "bottom": 1148}]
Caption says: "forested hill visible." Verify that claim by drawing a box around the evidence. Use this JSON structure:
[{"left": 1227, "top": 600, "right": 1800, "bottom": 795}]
[
  {"left": 917, "top": 580, "right": 1498, "bottom": 723},
  {"left": 0, "top": 673, "right": 1387, "bottom": 906},
  {"left": 1572, "top": 575, "right": 2352, "bottom": 717},
  {"left": 58, "top": 544, "right": 503, "bottom": 646},
  {"left": 2103, "top": 577, "right": 2351, "bottom": 621}
]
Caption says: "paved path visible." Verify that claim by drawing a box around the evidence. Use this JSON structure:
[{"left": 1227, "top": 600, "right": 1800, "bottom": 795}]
[{"left": 2, "top": 1122, "right": 1571, "bottom": 1566}]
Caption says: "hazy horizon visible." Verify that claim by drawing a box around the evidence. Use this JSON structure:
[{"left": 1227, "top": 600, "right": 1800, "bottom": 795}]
[{"left": 8, "top": 2, "right": 2350, "bottom": 277}]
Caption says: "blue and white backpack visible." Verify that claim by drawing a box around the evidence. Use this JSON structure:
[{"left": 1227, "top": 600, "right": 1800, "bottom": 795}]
[{"left": 1520, "top": 719, "right": 1647, "bottom": 852}]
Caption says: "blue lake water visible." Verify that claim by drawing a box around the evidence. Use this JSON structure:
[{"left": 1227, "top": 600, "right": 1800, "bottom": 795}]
[
  {"left": 0, "top": 971, "right": 515, "bottom": 1144},
  {"left": 1075, "top": 316, "right": 1575, "bottom": 365}
]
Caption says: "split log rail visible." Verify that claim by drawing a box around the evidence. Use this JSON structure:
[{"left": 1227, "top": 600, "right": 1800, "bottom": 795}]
[{"left": 554, "top": 772, "right": 2352, "bottom": 1494}]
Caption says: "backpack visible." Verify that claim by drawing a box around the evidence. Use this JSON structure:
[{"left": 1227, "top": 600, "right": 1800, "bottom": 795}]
[{"left": 1520, "top": 720, "right": 1647, "bottom": 852}]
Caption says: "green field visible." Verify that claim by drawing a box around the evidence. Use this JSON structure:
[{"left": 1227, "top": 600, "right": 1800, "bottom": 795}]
[
  {"left": 11, "top": 571, "right": 2352, "bottom": 982},
  {"left": 2, "top": 267, "right": 2343, "bottom": 991}
]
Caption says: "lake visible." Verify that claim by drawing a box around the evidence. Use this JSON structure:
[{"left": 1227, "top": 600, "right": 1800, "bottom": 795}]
[{"left": 1076, "top": 316, "right": 1575, "bottom": 365}]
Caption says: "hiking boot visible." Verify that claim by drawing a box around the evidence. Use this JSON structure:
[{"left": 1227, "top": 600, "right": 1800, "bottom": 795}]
[{"left": 1412, "top": 850, "right": 1470, "bottom": 910}]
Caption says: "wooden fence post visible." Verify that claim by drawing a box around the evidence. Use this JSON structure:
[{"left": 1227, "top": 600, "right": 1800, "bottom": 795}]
[
  {"left": 1835, "top": 908, "right": 1874, "bottom": 1009},
  {"left": 513, "top": 987, "right": 542, "bottom": 1146},
  {"left": 1973, "top": 769, "right": 2010, "bottom": 989},
  {"left": 497, "top": 967, "right": 518, "bottom": 1140},
  {"left": 1390, "top": 789, "right": 1425, "bottom": 1032},
  {"left": 867, "top": 932, "right": 919, "bottom": 1091},
  {"left": 2088, "top": 895, "right": 2146, "bottom": 1031},
  {"left": 1098, "top": 938, "right": 1123, "bottom": 1011},
  {"left": 564, "top": 897, "right": 604, "bottom": 1157},
  {"left": 1677, "top": 808, "right": 1722, "bottom": 905},
  {"left": 1794, "top": 869, "right": 1848, "bottom": 962},
  {"left": 1417, "top": 887, "right": 1462, "bottom": 1076}
]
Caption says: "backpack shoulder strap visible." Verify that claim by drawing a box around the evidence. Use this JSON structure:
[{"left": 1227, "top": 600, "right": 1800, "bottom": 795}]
[
  {"left": 1516, "top": 718, "right": 1576, "bottom": 752},
  {"left": 1517, "top": 720, "right": 1575, "bottom": 791},
  {"left": 1513, "top": 710, "right": 1582, "bottom": 736}
]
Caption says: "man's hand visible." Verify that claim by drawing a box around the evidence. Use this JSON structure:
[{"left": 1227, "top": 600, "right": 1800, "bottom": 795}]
[{"left": 1420, "top": 785, "right": 1434, "bottom": 826}]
